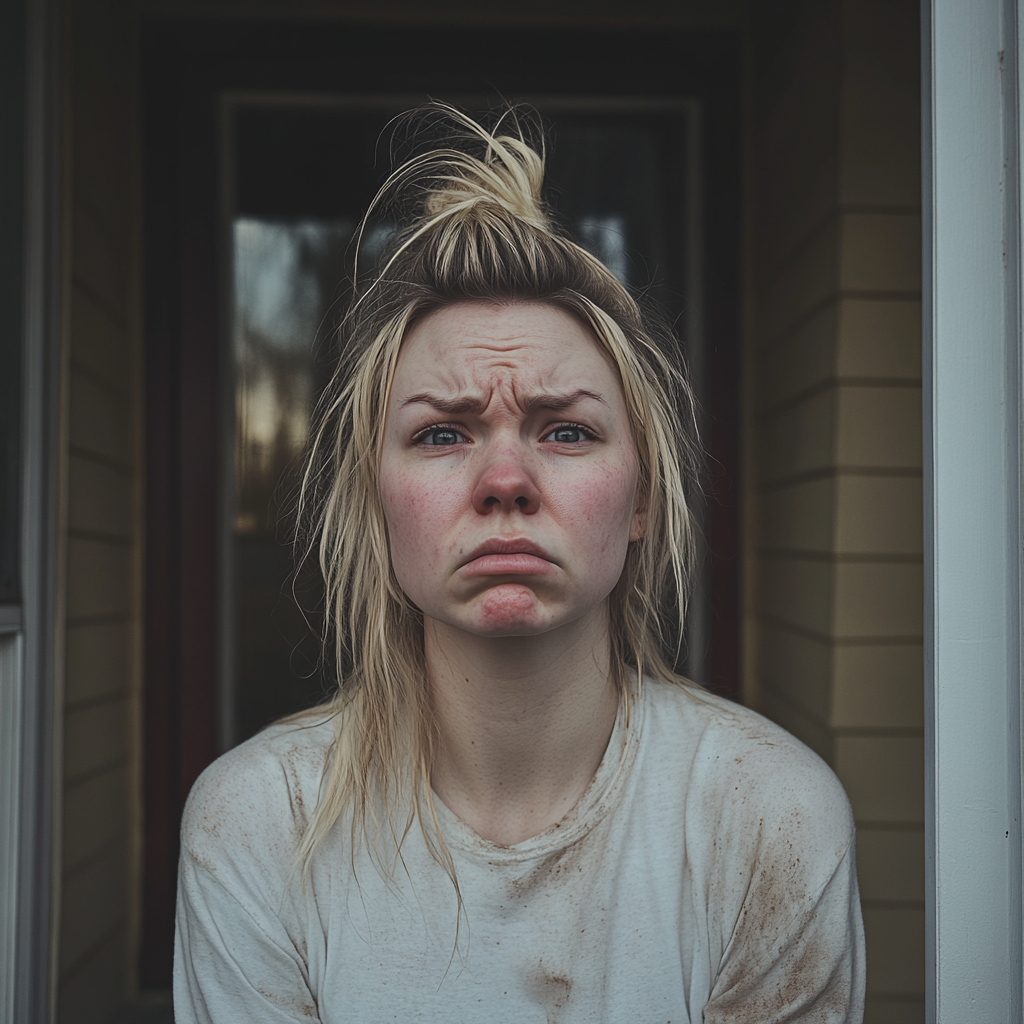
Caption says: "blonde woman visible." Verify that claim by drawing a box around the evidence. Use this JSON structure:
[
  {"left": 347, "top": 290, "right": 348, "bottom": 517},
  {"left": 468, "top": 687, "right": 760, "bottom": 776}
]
[{"left": 174, "top": 107, "right": 865, "bottom": 1023}]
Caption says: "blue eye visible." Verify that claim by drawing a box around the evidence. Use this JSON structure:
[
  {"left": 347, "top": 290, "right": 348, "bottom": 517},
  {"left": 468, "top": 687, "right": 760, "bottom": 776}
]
[
  {"left": 544, "top": 424, "right": 591, "bottom": 443},
  {"left": 422, "top": 427, "right": 464, "bottom": 445}
]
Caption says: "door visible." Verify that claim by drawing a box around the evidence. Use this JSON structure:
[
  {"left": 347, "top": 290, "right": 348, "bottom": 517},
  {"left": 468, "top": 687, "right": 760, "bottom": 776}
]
[{"left": 141, "top": 17, "right": 741, "bottom": 985}]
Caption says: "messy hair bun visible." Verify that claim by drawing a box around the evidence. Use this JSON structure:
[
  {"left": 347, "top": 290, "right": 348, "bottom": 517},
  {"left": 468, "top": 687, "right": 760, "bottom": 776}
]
[
  {"left": 349, "top": 105, "right": 636, "bottom": 316},
  {"left": 293, "top": 104, "right": 700, "bottom": 882}
]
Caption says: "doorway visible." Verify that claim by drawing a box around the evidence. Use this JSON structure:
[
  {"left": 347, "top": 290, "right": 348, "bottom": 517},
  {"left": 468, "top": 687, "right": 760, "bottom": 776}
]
[
  {"left": 223, "top": 95, "right": 704, "bottom": 746},
  {"left": 142, "top": 17, "right": 741, "bottom": 985}
]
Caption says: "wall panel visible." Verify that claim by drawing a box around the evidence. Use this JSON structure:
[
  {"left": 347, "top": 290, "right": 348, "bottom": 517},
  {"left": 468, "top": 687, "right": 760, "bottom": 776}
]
[
  {"left": 749, "top": 1, "right": 924, "bottom": 1017},
  {"left": 57, "top": 0, "right": 143, "bottom": 1019}
]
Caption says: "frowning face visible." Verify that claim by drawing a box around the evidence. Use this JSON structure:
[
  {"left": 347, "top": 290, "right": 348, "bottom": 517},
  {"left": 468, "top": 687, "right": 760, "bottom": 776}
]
[{"left": 379, "top": 300, "right": 642, "bottom": 639}]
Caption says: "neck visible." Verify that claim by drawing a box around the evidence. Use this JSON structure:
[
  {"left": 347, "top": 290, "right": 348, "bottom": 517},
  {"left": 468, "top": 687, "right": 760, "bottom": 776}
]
[{"left": 425, "top": 609, "right": 618, "bottom": 846}]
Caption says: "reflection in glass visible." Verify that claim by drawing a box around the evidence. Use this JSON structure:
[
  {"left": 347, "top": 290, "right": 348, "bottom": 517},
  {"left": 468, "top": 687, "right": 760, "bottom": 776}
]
[
  {"left": 227, "top": 106, "right": 696, "bottom": 745},
  {"left": 232, "top": 218, "right": 351, "bottom": 742},
  {"left": 578, "top": 215, "right": 628, "bottom": 284}
]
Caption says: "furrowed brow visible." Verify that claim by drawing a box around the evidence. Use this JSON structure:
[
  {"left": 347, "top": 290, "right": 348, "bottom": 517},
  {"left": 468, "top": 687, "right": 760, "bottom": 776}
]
[
  {"left": 399, "top": 388, "right": 605, "bottom": 415},
  {"left": 520, "top": 389, "right": 606, "bottom": 414},
  {"left": 400, "top": 392, "right": 486, "bottom": 414}
]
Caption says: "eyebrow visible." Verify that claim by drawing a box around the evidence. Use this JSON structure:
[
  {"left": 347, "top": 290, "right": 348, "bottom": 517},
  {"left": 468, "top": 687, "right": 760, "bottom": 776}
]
[{"left": 400, "top": 388, "right": 606, "bottom": 414}]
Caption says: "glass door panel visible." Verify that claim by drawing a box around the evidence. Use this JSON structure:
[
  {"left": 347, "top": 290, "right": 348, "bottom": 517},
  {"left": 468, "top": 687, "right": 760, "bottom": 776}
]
[{"left": 226, "top": 99, "right": 701, "bottom": 746}]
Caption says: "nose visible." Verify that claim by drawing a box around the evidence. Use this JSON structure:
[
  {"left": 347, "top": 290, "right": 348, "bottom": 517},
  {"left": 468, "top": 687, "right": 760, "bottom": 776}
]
[{"left": 471, "top": 444, "right": 541, "bottom": 515}]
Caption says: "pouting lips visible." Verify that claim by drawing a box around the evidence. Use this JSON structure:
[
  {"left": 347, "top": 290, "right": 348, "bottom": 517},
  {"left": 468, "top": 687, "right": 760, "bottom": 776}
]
[{"left": 459, "top": 537, "right": 557, "bottom": 572}]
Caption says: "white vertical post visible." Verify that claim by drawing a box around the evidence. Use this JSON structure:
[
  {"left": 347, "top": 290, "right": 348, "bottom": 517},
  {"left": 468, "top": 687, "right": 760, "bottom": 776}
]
[
  {"left": 923, "top": 0, "right": 1024, "bottom": 1020},
  {"left": 0, "top": 629, "right": 24, "bottom": 1023}
]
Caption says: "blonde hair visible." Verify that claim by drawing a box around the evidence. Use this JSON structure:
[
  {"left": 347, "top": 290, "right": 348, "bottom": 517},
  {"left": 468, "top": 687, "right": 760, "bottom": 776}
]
[{"left": 291, "top": 105, "right": 700, "bottom": 880}]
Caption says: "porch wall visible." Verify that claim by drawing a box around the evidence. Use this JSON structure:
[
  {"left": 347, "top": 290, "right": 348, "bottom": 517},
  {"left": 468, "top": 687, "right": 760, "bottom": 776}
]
[
  {"left": 50, "top": 0, "right": 927, "bottom": 1020},
  {"left": 748, "top": 1, "right": 924, "bottom": 1020},
  {"left": 57, "top": 0, "right": 144, "bottom": 1020}
]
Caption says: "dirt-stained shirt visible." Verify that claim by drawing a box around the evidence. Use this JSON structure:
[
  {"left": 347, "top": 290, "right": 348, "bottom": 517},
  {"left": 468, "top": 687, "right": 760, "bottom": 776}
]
[{"left": 174, "top": 678, "right": 866, "bottom": 1023}]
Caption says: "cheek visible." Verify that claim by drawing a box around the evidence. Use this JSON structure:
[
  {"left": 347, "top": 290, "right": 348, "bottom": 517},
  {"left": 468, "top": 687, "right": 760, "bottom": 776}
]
[
  {"left": 550, "top": 460, "right": 639, "bottom": 576},
  {"left": 378, "top": 466, "right": 463, "bottom": 593}
]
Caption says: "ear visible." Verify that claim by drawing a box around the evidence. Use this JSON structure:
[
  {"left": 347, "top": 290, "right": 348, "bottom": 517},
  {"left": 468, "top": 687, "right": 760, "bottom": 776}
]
[{"left": 629, "top": 501, "right": 646, "bottom": 542}]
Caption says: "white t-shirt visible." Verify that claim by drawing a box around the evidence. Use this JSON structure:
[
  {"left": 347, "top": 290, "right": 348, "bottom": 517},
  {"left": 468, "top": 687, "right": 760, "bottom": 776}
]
[{"left": 174, "top": 679, "right": 865, "bottom": 1023}]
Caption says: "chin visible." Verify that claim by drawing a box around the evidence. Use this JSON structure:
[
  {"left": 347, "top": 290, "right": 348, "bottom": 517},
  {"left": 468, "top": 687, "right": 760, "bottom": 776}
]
[{"left": 468, "top": 583, "right": 556, "bottom": 636}]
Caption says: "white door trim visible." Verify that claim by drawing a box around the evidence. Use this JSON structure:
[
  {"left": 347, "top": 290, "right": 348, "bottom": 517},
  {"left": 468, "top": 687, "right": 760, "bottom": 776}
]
[{"left": 923, "top": 0, "right": 1024, "bottom": 1018}]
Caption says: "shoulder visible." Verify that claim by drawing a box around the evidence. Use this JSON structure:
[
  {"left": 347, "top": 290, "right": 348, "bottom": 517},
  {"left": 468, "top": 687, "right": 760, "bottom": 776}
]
[
  {"left": 643, "top": 679, "right": 855, "bottom": 849},
  {"left": 180, "top": 713, "right": 336, "bottom": 876}
]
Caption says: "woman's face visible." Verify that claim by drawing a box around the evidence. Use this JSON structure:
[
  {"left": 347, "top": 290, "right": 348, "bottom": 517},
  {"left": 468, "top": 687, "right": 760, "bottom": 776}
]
[{"left": 379, "top": 300, "right": 643, "bottom": 639}]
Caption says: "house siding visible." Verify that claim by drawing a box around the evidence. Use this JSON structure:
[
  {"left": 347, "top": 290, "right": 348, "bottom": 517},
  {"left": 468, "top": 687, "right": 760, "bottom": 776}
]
[
  {"left": 748, "top": 1, "right": 924, "bottom": 1020},
  {"left": 57, "top": 1, "right": 144, "bottom": 1020},
  {"left": 51, "top": 0, "right": 925, "bottom": 1020}
]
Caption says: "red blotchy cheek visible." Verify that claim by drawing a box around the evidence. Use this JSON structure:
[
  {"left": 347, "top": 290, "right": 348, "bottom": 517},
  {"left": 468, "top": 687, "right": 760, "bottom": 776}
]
[
  {"left": 383, "top": 477, "right": 442, "bottom": 540},
  {"left": 554, "top": 474, "right": 636, "bottom": 540}
]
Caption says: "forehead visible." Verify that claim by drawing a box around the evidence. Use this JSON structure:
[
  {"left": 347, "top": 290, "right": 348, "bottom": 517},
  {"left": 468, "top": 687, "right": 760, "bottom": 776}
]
[{"left": 393, "top": 300, "right": 619, "bottom": 393}]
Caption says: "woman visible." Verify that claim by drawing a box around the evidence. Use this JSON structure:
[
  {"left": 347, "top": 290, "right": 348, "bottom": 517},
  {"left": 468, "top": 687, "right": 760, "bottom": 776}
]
[{"left": 175, "top": 107, "right": 865, "bottom": 1023}]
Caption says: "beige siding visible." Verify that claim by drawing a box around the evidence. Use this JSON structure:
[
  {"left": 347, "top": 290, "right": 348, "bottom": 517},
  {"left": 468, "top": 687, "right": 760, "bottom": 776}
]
[
  {"left": 52, "top": 0, "right": 925, "bottom": 1019},
  {"left": 57, "top": 0, "right": 142, "bottom": 1020},
  {"left": 748, "top": 0, "right": 924, "bottom": 1020}
]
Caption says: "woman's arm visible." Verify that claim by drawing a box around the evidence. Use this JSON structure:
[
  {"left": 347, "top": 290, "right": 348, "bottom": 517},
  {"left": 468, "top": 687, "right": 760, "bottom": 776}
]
[
  {"left": 173, "top": 729, "right": 327, "bottom": 1024},
  {"left": 175, "top": 842, "right": 321, "bottom": 1024},
  {"left": 686, "top": 699, "right": 867, "bottom": 1023},
  {"left": 703, "top": 836, "right": 865, "bottom": 1023}
]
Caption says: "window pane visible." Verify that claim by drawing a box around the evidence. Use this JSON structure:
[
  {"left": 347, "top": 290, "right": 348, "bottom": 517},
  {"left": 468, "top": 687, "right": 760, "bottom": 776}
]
[
  {"left": 228, "top": 103, "right": 697, "bottom": 744},
  {"left": 232, "top": 217, "right": 351, "bottom": 742}
]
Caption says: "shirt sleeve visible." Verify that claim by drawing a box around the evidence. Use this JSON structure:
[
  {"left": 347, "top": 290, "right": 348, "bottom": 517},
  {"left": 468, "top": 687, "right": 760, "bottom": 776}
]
[
  {"left": 694, "top": 709, "right": 866, "bottom": 1024},
  {"left": 703, "top": 834, "right": 865, "bottom": 1023},
  {"left": 173, "top": 740, "right": 323, "bottom": 1024}
]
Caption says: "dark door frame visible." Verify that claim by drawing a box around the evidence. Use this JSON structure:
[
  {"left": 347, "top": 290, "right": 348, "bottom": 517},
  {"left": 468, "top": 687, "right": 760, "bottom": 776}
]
[{"left": 141, "top": 16, "right": 741, "bottom": 986}]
